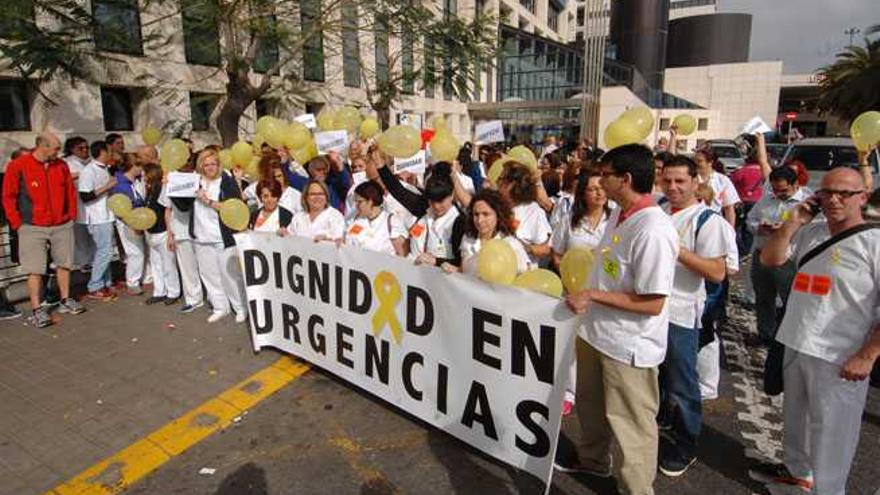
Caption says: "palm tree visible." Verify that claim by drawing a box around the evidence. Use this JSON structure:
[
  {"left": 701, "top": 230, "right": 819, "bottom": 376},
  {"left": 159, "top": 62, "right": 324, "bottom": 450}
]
[{"left": 816, "top": 25, "right": 880, "bottom": 121}]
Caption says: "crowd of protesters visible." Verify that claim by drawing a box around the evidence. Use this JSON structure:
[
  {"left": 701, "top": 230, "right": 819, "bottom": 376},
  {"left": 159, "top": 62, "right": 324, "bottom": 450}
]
[{"left": 1, "top": 124, "right": 878, "bottom": 495}]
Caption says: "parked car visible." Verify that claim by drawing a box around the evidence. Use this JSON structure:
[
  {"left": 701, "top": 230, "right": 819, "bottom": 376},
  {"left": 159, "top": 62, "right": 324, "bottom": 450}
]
[
  {"left": 705, "top": 140, "right": 745, "bottom": 173},
  {"left": 780, "top": 137, "right": 879, "bottom": 192}
]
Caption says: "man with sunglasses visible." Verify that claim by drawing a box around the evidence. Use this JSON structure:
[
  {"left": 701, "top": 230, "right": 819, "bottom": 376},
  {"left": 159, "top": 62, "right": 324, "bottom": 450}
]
[{"left": 751, "top": 167, "right": 879, "bottom": 494}]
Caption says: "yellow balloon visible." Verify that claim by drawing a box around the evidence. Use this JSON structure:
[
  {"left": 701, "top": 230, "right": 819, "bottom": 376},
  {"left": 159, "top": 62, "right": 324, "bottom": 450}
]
[
  {"left": 255, "top": 115, "right": 277, "bottom": 136},
  {"left": 429, "top": 115, "right": 447, "bottom": 130},
  {"left": 360, "top": 117, "right": 380, "bottom": 139},
  {"left": 851, "top": 110, "right": 880, "bottom": 151},
  {"left": 560, "top": 247, "right": 594, "bottom": 294},
  {"left": 377, "top": 125, "right": 421, "bottom": 158},
  {"left": 317, "top": 108, "right": 337, "bottom": 132},
  {"left": 263, "top": 119, "right": 287, "bottom": 149},
  {"left": 335, "top": 106, "right": 362, "bottom": 134},
  {"left": 219, "top": 149, "right": 234, "bottom": 170},
  {"left": 430, "top": 130, "right": 459, "bottom": 162},
  {"left": 141, "top": 127, "right": 162, "bottom": 146},
  {"left": 291, "top": 136, "right": 317, "bottom": 165},
  {"left": 513, "top": 269, "right": 563, "bottom": 298},
  {"left": 672, "top": 114, "right": 697, "bottom": 136},
  {"left": 245, "top": 156, "right": 261, "bottom": 179},
  {"left": 477, "top": 239, "right": 518, "bottom": 285},
  {"left": 252, "top": 133, "right": 267, "bottom": 154},
  {"left": 283, "top": 122, "right": 311, "bottom": 150},
  {"left": 620, "top": 107, "right": 654, "bottom": 138},
  {"left": 603, "top": 118, "right": 644, "bottom": 150},
  {"left": 508, "top": 145, "right": 538, "bottom": 170},
  {"left": 108, "top": 193, "right": 132, "bottom": 217},
  {"left": 124, "top": 207, "right": 157, "bottom": 231},
  {"left": 231, "top": 141, "right": 252, "bottom": 166},
  {"left": 159, "top": 139, "right": 190, "bottom": 171},
  {"left": 220, "top": 199, "right": 249, "bottom": 231},
  {"left": 487, "top": 154, "right": 515, "bottom": 185}
]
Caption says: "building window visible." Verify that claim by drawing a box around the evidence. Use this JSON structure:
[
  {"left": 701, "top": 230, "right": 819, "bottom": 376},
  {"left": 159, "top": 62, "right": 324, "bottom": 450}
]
[
  {"left": 547, "top": 3, "right": 560, "bottom": 32},
  {"left": 190, "top": 92, "right": 219, "bottom": 132},
  {"left": 698, "top": 118, "right": 708, "bottom": 131},
  {"left": 301, "top": 0, "right": 325, "bottom": 81},
  {"left": 182, "top": 0, "right": 221, "bottom": 66},
  {"left": 374, "top": 16, "right": 389, "bottom": 86},
  {"left": 100, "top": 87, "right": 135, "bottom": 131},
  {"left": 92, "top": 0, "right": 143, "bottom": 55},
  {"left": 443, "top": 0, "right": 457, "bottom": 19},
  {"left": 676, "top": 139, "right": 688, "bottom": 152},
  {"left": 342, "top": 2, "right": 360, "bottom": 87},
  {"left": 305, "top": 102, "right": 323, "bottom": 116},
  {"left": 423, "top": 36, "right": 435, "bottom": 99},
  {"left": 0, "top": 0, "right": 34, "bottom": 39},
  {"left": 255, "top": 99, "right": 276, "bottom": 119},
  {"left": 0, "top": 80, "right": 30, "bottom": 131},
  {"left": 577, "top": 7, "right": 584, "bottom": 27},
  {"left": 519, "top": 0, "right": 535, "bottom": 14},
  {"left": 575, "top": 31, "right": 583, "bottom": 43},
  {"left": 659, "top": 118, "right": 670, "bottom": 130},
  {"left": 253, "top": 15, "right": 279, "bottom": 74},
  {"left": 402, "top": 34, "right": 415, "bottom": 94},
  {"left": 496, "top": 26, "right": 584, "bottom": 102},
  {"left": 696, "top": 139, "right": 706, "bottom": 149}
]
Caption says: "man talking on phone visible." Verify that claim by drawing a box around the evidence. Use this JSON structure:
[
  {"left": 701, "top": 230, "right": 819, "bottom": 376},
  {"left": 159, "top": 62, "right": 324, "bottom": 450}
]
[
  {"left": 745, "top": 166, "right": 808, "bottom": 345},
  {"left": 750, "top": 167, "right": 879, "bottom": 494}
]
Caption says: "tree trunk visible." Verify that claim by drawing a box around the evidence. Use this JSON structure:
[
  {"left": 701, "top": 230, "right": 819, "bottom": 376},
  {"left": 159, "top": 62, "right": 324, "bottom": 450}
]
[
  {"left": 215, "top": 70, "right": 259, "bottom": 147},
  {"left": 377, "top": 106, "right": 391, "bottom": 130}
]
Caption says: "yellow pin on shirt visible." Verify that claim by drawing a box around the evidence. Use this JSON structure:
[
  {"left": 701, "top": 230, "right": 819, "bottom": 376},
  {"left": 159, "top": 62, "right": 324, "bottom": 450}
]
[
  {"left": 612, "top": 234, "right": 621, "bottom": 245},
  {"left": 781, "top": 210, "right": 791, "bottom": 222},
  {"left": 829, "top": 247, "right": 842, "bottom": 266}
]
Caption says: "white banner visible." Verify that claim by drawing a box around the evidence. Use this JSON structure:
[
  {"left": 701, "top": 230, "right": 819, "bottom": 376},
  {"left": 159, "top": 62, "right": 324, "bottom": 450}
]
[
  {"left": 294, "top": 113, "right": 318, "bottom": 129},
  {"left": 315, "top": 130, "right": 349, "bottom": 155},
  {"left": 741, "top": 116, "right": 773, "bottom": 135},
  {"left": 237, "top": 233, "right": 577, "bottom": 488},
  {"left": 393, "top": 150, "right": 427, "bottom": 175},
  {"left": 165, "top": 172, "right": 200, "bottom": 198},
  {"left": 474, "top": 120, "right": 505, "bottom": 144}
]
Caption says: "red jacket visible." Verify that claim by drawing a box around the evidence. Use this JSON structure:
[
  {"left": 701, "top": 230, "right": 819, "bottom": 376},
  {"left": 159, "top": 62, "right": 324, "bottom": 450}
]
[{"left": 2, "top": 152, "right": 77, "bottom": 229}]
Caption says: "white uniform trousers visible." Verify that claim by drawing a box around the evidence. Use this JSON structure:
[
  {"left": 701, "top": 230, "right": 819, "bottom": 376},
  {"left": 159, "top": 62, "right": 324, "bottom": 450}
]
[
  {"left": 174, "top": 239, "right": 203, "bottom": 306},
  {"left": 145, "top": 231, "right": 180, "bottom": 299},
  {"left": 116, "top": 222, "right": 152, "bottom": 287},
  {"left": 783, "top": 349, "right": 870, "bottom": 495},
  {"left": 194, "top": 242, "right": 246, "bottom": 316},
  {"left": 697, "top": 339, "right": 721, "bottom": 400}
]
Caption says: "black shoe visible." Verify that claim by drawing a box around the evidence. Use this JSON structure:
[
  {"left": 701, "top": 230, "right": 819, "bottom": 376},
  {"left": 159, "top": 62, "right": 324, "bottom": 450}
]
[
  {"left": 0, "top": 306, "right": 22, "bottom": 320},
  {"left": 145, "top": 296, "right": 165, "bottom": 305},
  {"left": 659, "top": 450, "right": 696, "bottom": 477},
  {"left": 164, "top": 296, "right": 180, "bottom": 306},
  {"left": 553, "top": 451, "right": 612, "bottom": 477}
]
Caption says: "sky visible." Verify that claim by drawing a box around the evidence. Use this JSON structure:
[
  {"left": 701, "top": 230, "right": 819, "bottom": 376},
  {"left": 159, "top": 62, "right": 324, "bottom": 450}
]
[{"left": 717, "top": 0, "right": 878, "bottom": 74}]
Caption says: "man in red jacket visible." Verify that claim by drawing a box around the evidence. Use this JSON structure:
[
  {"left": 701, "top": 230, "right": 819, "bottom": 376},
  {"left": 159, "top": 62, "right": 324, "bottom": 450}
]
[{"left": 2, "top": 131, "right": 86, "bottom": 327}]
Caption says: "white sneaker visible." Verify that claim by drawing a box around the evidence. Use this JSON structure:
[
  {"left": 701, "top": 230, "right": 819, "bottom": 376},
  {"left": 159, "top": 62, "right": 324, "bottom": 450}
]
[
  {"left": 234, "top": 312, "right": 247, "bottom": 323},
  {"left": 207, "top": 311, "right": 228, "bottom": 323}
]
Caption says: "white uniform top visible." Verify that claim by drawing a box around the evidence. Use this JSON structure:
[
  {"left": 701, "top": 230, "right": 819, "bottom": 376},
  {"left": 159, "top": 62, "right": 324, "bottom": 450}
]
[
  {"left": 456, "top": 172, "right": 475, "bottom": 195},
  {"left": 776, "top": 221, "right": 880, "bottom": 365},
  {"left": 549, "top": 191, "right": 574, "bottom": 232},
  {"left": 168, "top": 197, "right": 191, "bottom": 241},
  {"left": 459, "top": 234, "right": 532, "bottom": 277},
  {"left": 662, "top": 202, "right": 728, "bottom": 329},
  {"left": 408, "top": 206, "right": 460, "bottom": 261},
  {"left": 551, "top": 210, "right": 609, "bottom": 254},
  {"left": 252, "top": 208, "right": 281, "bottom": 233},
  {"left": 512, "top": 202, "right": 552, "bottom": 265},
  {"left": 65, "top": 155, "right": 89, "bottom": 179},
  {"left": 344, "top": 172, "right": 371, "bottom": 223},
  {"left": 193, "top": 176, "right": 223, "bottom": 244},
  {"left": 243, "top": 182, "right": 303, "bottom": 215},
  {"left": 720, "top": 219, "right": 740, "bottom": 274},
  {"left": 746, "top": 187, "right": 810, "bottom": 251},
  {"left": 77, "top": 161, "right": 114, "bottom": 224},
  {"left": 581, "top": 204, "right": 679, "bottom": 367},
  {"left": 700, "top": 172, "right": 740, "bottom": 212},
  {"left": 290, "top": 207, "right": 346, "bottom": 241},
  {"left": 345, "top": 210, "right": 406, "bottom": 256}
]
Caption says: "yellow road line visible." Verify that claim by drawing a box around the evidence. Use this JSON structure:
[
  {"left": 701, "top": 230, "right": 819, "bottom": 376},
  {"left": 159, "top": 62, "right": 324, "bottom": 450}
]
[{"left": 47, "top": 357, "right": 310, "bottom": 495}]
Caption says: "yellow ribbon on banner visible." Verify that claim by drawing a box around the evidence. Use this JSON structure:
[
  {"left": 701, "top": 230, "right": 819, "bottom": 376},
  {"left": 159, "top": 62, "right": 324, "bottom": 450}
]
[{"left": 371, "top": 271, "right": 403, "bottom": 343}]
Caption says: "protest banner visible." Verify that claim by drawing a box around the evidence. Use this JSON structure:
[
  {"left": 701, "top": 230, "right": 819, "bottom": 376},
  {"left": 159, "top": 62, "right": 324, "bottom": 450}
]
[
  {"left": 165, "top": 172, "right": 200, "bottom": 198},
  {"left": 474, "top": 120, "right": 505, "bottom": 144},
  {"left": 393, "top": 150, "right": 427, "bottom": 175},
  {"left": 315, "top": 130, "right": 350, "bottom": 155},
  {"left": 237, "top": 233, "right": 577, "bottom": 490},
  {"left": 294, "top": 113, "right": 318, "bottom": 129}
]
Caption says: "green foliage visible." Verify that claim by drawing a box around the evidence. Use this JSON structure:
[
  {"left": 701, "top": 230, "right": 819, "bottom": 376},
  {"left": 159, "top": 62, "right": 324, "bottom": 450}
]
[{"left": 817, "top": 29, "right": 880, "bottom": 121}]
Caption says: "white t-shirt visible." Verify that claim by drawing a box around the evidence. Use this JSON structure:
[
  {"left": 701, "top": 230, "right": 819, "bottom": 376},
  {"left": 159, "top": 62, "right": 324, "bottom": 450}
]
[
  {"left": 193, "top": 176, "right": 223, "bottom": 244},
  {"left": 345, "top": 210, "right": 406, "bottom": 256},
  {"left": 700, "top": 172, "right": 740, "bottom": 212},
  {"left": 456, "top": 171, "right": 475, "bottom": 195},
  {"left": 77, "top": 161, "right": 114, "bottom": 224},
  {"left": 459, "top": 234, "right": 532, "bottom": 277},
  {"left": 581, "top": 204, "right": 679, "bottom": 367},
  {"left": 252, "top": 208, "right": 281, "bottom": 233},
  {"left": 512, "top": 201, "right": 552, "bottom": 265},
  {"left": 409, "top": 206, "right": 460, "bottom": 260},
  {"left": 746, "top": 187, "right": 810, "bottom": 251},
  {"left": 344, "top": 172, "right": 371, "bottom": 222},
  {"left": 721, "top": 220, "right": 740, "bottom": 274},
  {"left": 776, "top": 221, "right": 880, "bottom": 365},
  {"left": 549, "top": 191, "right": 574, "bottom": 230},
  {"left": 291, "top": 207, "right": 346, "bottom": 241},
  {"left": 662, "top": 202, "right": 728, "bottom": 329},
  {"left": 168, "top": 197, "right": 191, "bottom": 241},
  {"left": 551, "top": 210, "right": 609, "bottom": 254},
  {"left": 65, "top": 155, "right": 89, "bottom": 179}
]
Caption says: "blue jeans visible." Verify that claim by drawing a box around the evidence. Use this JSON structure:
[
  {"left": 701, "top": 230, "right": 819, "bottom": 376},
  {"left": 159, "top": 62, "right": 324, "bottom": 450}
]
[
  {"left": 659, "top": 323, "right": 702, "bottom": 460},
  {"left": 750, "top": 255, "right": 796, "bottom": 342},
  {"left": 86, "top": 222, "right": 114, "bottom": 292}
]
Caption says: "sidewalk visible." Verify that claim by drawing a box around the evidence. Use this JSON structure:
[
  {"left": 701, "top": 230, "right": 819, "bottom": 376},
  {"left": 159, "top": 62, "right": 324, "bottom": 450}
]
[{"left": 0, "top": 292, "right": 283, "bottom": 495}]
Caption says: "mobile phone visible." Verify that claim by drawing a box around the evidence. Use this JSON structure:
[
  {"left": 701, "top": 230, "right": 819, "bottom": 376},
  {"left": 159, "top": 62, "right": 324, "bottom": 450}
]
[{"left": 806, "top": 196, "right": 822, "bottom": 216}]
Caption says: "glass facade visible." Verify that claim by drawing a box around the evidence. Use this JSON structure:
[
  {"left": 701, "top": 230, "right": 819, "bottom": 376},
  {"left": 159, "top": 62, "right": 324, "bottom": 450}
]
[
  {"left": 92, "top": 0, "right": 143, "bottom": 55},
  {"left": 374, "top": 18, "right": 389, "bottom": 86},
  {"left": 253, "top": 15, "right": 279, "bottom": 74},
  {"left": 497, "top": 26, "right": 584, "bottom": 102},
  {"left": 0, "top": 80, "right": 30, "bottom": 131},
  {"left": 100, "top": 87, "right": 134, "bottom": 131},
  {"left": 301, "top": 0, "right": 325, "bottom": 82},
  {"left": 182, "top": 0, "right": 221, "bottom": 66},
  {"left": 342, "top": 2, "right": 360, "bottom": 87}
]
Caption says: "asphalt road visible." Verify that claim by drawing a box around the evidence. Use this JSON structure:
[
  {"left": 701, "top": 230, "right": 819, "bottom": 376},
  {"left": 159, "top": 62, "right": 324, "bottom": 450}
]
[{"left": 125, "top": 288, "right": 880, "bottom": 495}]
